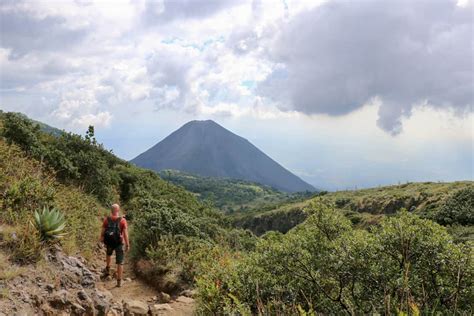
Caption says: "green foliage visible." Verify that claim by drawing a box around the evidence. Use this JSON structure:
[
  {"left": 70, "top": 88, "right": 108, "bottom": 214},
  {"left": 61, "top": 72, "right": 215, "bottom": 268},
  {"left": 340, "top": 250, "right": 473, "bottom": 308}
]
[
  {"left": 0, "top": 112, "right": 239, "bottom": 283},
  {"left": 2, "top": 112, "right": 44, "bottom": 156},
  {"left": 0, "top": 138, "right": 103, "bottom": 260},
  {"left": 1, "top": 112, "right": 120, "bottom": 203},
  {"left": 33, "top": 207, "right": 66, "bottom": 241},
  {"left": 199, "top": 205, "right": 474, "bottom": 314},
  {"left": 159, "top": 169, "right": 312, "bottom": 213},
  {"left": 234, "top": 181, "right": 473, "bottom": 235},
  {"left": 433, "top": 187, "right": 474, "bottom": 225},
  {"left": 2, "top": 111, "right": 472, "bottom": 314}
]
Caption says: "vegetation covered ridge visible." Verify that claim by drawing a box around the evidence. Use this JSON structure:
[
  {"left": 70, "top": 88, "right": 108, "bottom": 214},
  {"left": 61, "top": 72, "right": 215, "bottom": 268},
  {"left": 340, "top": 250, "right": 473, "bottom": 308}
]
[
  {"left": 0, "top": 111, "right": 252, "bottom": 294},
  {"left": 232, "top": 181, "right": 474, "bottom": 237},
  {"left": 0, "top": 111, "right": 472, "bottom": 315},
  {"left": 159, "top": 169, "right": 314, "bottom": 213}
]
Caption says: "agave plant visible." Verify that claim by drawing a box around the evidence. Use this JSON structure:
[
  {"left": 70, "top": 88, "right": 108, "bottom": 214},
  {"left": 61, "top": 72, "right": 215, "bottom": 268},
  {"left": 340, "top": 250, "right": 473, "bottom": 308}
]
[{"left": 33, "top": 207, "right": 67, "bottom": 241}]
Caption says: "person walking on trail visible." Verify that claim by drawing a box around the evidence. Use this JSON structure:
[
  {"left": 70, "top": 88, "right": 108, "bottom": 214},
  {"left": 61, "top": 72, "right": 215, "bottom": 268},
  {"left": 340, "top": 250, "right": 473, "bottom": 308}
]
[{"left": 100, "top": 203, "right": 130, "bottom": 287}]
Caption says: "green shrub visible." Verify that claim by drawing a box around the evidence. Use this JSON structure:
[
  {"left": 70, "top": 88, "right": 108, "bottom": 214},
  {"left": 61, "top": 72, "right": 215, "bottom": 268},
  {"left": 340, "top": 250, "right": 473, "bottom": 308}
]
[
  {"left": 198, "top": 205, "right": 474, "bottom": 314},
  {"left": 434, "top": 187, "right": 474, "bottom": 225}
]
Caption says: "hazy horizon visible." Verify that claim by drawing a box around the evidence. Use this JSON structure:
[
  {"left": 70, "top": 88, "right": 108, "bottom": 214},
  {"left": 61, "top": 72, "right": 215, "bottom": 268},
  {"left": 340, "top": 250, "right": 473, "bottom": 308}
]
[{"left": 1, "top": 0, "right": 472, "bottom": 190}]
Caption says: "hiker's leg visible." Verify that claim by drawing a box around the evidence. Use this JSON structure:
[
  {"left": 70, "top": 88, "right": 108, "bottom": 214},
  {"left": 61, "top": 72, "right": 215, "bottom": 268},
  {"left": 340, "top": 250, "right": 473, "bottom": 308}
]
[
  {"left": 117, "top": 264, "right": 123, "bottom": 280},
  {"left": 115, "top": 245, "right": 125, "bottom": 287},
  {"left": 104, "top": 246, "right": 113, "bottom": 276}
]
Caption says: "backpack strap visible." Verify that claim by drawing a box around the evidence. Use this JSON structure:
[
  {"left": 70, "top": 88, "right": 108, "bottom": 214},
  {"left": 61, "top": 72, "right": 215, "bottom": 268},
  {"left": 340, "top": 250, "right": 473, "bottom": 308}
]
[
  {"left": 117, "top": 216, "right": 122, "bottom": 232},
  {"left": 106, "top": 216, "right": 121, "bottom": 227}
]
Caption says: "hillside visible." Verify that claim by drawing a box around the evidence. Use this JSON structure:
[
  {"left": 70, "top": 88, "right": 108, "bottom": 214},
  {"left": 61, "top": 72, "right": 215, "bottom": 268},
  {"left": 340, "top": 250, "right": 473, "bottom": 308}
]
[
  {"left": 0, "top": 112, "right": 247, "bottom": 314},
  {"left": 1, "top": 111, "right": 472, "bottom": 315},
  {"left": 159, "top": 169, "right": 313, "bottom": 213},
  {"left": 232, "top": 181, "right": 474, "bottom": 238},
  {"left": 131, "top": 120, "right": 315, "bottom": 193}
]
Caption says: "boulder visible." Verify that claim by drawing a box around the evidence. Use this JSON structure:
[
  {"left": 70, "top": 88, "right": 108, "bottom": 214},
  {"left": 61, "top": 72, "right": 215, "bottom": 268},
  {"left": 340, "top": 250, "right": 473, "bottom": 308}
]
[
  {"left": 175, "top": 296, "right": 194, "bottom": 304},
  {"left": 157, "top": 291, "right": 171, "bottom": 303},
  {"left": 123, "top": 299, "right": 149, "bottom": 316},
  {"left": 180, "top": 289, "right": 197, "bottom": 298},
  {"left": 94, "top": 299, "right": 109, "bottom": 316},
  {"left": 150, "top": 303, "right": 173, "bottom": 315},
  {"left": 54, "top": 252, "right": 96, "bottom": 288}
]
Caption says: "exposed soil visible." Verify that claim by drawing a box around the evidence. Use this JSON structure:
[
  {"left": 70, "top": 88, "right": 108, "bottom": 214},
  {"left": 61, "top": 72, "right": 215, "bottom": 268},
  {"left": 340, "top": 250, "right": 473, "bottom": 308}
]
[
  {"left": 96, "top": 257, "right": 195, "bottom": 316},
  {"left": 0, "top": 231, "right": 196, "bottom": 316}
]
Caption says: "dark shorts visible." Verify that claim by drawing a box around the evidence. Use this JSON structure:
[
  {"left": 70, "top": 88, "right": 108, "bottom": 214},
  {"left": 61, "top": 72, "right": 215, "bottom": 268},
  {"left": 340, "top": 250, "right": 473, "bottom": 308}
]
[{"left": 106, "top": 244, "right": 124, "bottom": 265}]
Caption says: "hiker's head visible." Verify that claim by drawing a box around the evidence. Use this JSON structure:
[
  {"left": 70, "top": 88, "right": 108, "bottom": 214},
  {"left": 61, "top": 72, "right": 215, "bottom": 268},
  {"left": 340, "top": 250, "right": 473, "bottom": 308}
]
[{"left": 111, "top": 204, "right": 120, "bottom": 215}]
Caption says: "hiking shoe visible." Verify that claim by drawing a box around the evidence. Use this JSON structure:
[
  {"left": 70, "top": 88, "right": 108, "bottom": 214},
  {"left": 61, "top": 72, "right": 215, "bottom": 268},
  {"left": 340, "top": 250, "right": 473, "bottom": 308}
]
[{"left": 116, "top": 279, "right": 122, "bottom": 288}]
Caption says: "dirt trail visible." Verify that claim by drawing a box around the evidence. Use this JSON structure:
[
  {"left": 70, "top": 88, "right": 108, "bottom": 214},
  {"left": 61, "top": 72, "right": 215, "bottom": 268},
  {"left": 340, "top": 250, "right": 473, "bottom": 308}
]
[{"left": 96, "top": 257, "right": 195, "bottom": 316}]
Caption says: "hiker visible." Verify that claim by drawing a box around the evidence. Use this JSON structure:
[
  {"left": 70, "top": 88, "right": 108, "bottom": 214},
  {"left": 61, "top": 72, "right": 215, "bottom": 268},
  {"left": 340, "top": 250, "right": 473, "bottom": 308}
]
[{"left": 100, "top": 203, "right": 130, "bottom": 287}]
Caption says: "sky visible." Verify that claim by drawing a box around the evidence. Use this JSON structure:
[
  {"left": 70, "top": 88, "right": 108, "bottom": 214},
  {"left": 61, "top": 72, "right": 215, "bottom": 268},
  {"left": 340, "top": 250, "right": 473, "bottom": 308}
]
[{"left": 0, "top": 0, "right": 472, "bottom": 190}]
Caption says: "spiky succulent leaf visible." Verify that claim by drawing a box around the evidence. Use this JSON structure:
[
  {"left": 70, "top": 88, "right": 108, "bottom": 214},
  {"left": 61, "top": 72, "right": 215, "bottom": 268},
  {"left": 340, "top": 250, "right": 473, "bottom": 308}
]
[{"left": 33, "top": 207, "right": 67, "bottom": 241}]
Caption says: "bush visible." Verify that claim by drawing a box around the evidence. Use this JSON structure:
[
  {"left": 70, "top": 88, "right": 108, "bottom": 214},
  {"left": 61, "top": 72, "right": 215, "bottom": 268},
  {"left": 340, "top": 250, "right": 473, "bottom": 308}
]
[
  {"left": 434, "top": 187, "right": 474, "bottom": 225},
  {"left": 197, "top": 205, "right": 474, "bottom": 314}
]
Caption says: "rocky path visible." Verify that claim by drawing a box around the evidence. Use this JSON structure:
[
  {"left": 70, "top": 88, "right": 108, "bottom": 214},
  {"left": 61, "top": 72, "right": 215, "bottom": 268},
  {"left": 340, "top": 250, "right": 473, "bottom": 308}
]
[
  {"left": 97, "top": 258, "right": 195, "bottom": 315},
  {"left": 0, "top": 239, "right": 196, "bottom": 316}
]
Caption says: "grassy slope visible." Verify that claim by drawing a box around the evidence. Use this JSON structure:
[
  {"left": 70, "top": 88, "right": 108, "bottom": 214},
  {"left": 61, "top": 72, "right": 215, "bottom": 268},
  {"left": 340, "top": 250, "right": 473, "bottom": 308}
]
[
  {"left": 0, "top": 138, "right": 104, "bottom": 260},
  {"left": 232, "top": 181, "right": 474, "bottom": 236},
  {"left": 158, "top": 169, "right": 312, "bottom": 213}
]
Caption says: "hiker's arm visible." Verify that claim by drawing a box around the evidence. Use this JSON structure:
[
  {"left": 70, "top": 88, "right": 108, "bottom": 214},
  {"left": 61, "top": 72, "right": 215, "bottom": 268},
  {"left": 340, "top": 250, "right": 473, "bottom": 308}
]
[
  {"left": 100, "top": 226, "right": 105, "bottom": 243},
  {"left": 124, "top": 227, "right": 130, "bottom": 251}
]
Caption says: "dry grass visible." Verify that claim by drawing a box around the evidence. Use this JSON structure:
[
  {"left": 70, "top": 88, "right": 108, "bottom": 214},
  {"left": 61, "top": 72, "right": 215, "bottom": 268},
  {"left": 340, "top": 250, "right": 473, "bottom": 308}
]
[
  {"left": 0, "top": 139, "right": 104, "bottom": 262},
  {"left": 0, "top": 251, "right": 25, "bottom": 281}
]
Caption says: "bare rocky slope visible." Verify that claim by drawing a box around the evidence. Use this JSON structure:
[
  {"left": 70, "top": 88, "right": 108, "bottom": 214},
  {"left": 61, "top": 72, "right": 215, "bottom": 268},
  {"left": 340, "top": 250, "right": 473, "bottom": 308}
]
[{"left": 0, "top": 229, "right": 195, "bottom": 316}]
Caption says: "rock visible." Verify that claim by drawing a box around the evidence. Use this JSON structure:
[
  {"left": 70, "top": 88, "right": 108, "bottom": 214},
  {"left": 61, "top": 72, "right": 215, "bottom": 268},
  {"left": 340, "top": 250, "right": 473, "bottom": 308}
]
[
  {"left": 180, "top": 289, "right": 197, "bottom": 298},
  {"left": 150, "top": 303, "right": 173, "bottom": 315},
  {"left": 33, "top": 294, "right": 45, "bottom": 307},
  {"left": 95, "top": 300, "right": 109, "bottom": 316},
  {"left": 157, "top": 292, "right": 171, "bottom": 303},
  {"left": 54, "top": 252, "right": 96, "bottom": 288},
  {"left": 95, "top": 288, "right": 113, "bottom": 302},
  {"left": 92, "top": 288, "right": 113, "bottom": 315},
  {"left": 81, "top": 301, "right": 96, "bottom": 316},
  {"left": 13, "top": 306, "right": 35, "bottom": 316},
  {"left": 108, "top": 303, "right": 123, "bottom": 316},
  {"left": 49, "top": 289, "right": 71, "bottom": 308},
  {"left": 77, "top": 290, "right": 89, "bottom": 301},
  {"left": 123, "top": 299, "right": 149, "bottom": 316},
  {"left": 175, "top": 296, "right": 194, "bottom": 304},
  {"left": 40, "top": 303, "right": 55, "bottom": 316},
  {"left": 124, "top": 277, "right": 132, "bottom": 282},
  {"left": 71, "top": 303, "right": 86, "bottom": 315}
]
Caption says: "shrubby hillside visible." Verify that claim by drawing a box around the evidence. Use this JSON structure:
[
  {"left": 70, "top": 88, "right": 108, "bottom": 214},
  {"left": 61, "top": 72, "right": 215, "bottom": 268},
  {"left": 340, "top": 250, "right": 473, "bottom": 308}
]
[
  {"left": 199, "top": 204, "right": 473, "bottom": 314},
  {"left": 0, "top": 112, "right": 252, "bottom": 293},
  {"left": 233, "top": 182, "right": 474, "bottom": 239},
  {"left": 159, "top": 169, "right": 313, "bottom": 213},
  {"left": 1, "top": 111, "right": 472, "bottom": 315}
]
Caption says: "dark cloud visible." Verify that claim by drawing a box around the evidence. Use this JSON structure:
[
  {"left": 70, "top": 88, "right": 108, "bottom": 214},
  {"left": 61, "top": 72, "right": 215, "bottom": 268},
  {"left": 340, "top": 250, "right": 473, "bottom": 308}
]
[
  {"left": 142, "top": 0, "right": 242, "bottom": 25},
  {"left": 0, "top": 9, "right": 88, "bottom": 58},
  {"left": 258, "top": 0, "right": 473, "bottom": 134}
]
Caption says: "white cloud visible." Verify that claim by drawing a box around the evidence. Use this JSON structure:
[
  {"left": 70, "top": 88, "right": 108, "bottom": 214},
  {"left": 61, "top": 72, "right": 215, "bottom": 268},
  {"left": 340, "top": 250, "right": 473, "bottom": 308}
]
[{"left": 0, "top": 0, "right": 472, "bottom": 187}]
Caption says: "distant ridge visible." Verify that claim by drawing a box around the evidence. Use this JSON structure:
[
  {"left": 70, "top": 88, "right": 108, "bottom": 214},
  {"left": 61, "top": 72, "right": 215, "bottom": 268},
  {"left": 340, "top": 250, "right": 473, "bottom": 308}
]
[{"left": 131, "top": 120, "right": 315, "bottom": 193}]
